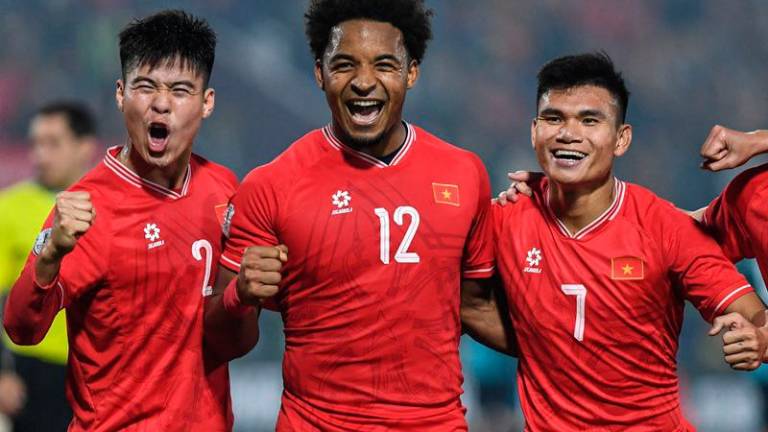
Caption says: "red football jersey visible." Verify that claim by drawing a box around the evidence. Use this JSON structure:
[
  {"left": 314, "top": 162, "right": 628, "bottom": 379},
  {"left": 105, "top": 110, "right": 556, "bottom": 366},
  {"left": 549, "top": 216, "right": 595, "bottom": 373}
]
[
  {"left": 4, "top": 147, "right": 236, "bottom": 431},
  {"left": 703, "top": 163, "right": 768, "bottom": 280},
  {"left": 221, "top": 123, "right": 494, "bottom": 431},
  {"left": 494, "top": 178, "right": 751, "bottom": 431}
]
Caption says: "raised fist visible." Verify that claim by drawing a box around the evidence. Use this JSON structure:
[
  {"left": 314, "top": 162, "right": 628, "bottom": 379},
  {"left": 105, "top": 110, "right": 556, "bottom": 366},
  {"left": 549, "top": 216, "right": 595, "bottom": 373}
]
[
  {"left": 41, "top": 191, "right": 96, "bottom": 260},
  {"left": 237, "top": 244, "right": 288, "bottom": 306}
]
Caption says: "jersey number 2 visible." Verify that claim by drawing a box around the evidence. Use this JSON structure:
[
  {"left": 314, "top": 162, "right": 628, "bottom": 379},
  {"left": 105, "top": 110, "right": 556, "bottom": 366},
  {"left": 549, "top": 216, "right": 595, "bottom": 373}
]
[
  {"left": 374, "top": 206, "right": 420, "bottom": 264},
  {"left": 192, "top": 239, "right": 214, "bottom": 297},
  {"left": 561, "top": 284, "right": 587, "bottom": 342}
]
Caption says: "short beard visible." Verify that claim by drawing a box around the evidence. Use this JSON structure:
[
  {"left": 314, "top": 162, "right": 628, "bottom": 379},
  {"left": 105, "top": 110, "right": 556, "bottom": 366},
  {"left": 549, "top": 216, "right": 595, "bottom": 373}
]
[{"left": 335, "top": 127, "right": 386, "bottom": 151}]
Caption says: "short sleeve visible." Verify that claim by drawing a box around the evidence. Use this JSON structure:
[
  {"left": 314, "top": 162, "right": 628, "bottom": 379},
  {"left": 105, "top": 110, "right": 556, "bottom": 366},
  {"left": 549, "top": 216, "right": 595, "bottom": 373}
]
[
  {"left": 663, "top": 204, "right": 752, "bottom": 322},
  {"left": 461, "top": 155, "right": 495, "bottom": 279},
  {"left": 703, "top": 188, "right": 753, "bottom": 262},
  {"left": 220, "top": 167, "right": 281, "bottom": 272}
]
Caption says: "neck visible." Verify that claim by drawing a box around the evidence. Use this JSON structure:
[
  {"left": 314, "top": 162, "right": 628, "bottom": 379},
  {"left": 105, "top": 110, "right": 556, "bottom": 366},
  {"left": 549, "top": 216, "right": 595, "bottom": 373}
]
[
  {"left": 333, "top": 120, "right": 406, "bottom": 159},
  {"left": 548, "top": 176, "right": 615, "bottom": 235},
  {"left": 118, "top": 142, "right": 189, "bottom": 190}
]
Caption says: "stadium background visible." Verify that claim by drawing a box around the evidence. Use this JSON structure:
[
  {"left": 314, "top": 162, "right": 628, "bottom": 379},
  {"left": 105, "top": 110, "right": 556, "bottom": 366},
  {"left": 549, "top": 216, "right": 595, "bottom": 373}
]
[{"left": 1, "top": 1, "right": 768, "bottom": 430}]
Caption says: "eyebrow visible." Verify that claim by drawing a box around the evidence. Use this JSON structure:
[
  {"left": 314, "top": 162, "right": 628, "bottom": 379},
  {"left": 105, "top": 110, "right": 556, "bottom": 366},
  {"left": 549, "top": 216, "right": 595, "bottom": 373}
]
[
  {"left": 578, "top": 109, "right": 607, "bottom": 119},
  {"left": 538, "top": 108, "right": 563, "bottom": 117},
  {"left": 129, "top": 77, "right": 197, "bottom": 88}
]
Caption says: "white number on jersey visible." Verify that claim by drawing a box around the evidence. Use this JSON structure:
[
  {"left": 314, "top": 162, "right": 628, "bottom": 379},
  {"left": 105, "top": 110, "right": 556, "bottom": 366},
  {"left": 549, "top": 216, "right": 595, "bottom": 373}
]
[
  {"left": 374, "top": 206, "right": 421, "bottom": 264},
  {"left": 561, "top": 284, "right": 587, "bottom": 342},
  {"left": 192, "top": 239, "right": 214, "bottom": 297}
]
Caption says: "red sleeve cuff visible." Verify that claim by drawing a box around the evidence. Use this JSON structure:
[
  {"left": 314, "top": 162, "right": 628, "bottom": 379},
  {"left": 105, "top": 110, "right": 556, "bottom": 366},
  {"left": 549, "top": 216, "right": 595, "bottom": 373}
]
[
  {"left": 222, "top": 277, "right": 255, "bottom": 318},
  {"left": 220, "top": 253, "right": 242, "bottom": 273}
]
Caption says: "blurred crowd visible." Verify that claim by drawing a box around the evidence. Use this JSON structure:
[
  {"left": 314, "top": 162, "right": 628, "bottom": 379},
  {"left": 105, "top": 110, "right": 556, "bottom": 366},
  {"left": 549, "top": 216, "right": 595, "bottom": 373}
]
[{"left": 1, "top": 1, "right": 768, "bottom": 431}]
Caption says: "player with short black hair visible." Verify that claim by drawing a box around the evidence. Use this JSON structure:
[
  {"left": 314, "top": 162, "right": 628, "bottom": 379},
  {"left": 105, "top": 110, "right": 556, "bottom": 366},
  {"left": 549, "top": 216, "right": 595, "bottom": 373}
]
[
  {"left": 205, "top": 0, "right": 497, "bottom": 430},
  {"left": 305, "top": 0, "right": 433, "bottom": 65},
  {"left": 4, "top": 10, "right": 235, "bottom": 431},
  {"left": 464, "top": 52, "right": 768, "bottom": 430},
  {"left": 536, "top": 52, "right": 629, "bottom": 124}
]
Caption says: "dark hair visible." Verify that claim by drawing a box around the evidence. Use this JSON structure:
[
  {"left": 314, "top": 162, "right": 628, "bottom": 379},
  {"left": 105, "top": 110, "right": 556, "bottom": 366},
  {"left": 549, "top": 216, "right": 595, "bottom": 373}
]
[
  {"left": 305, "top": 0, "right": 433, "bottom": 63},
  {"left": 37, "top": 101, "right": 97, "bottom": 138},
  {"left": 119, "top": 10, "right": 216, "bottom": 85},
  {"left": 537, "top": 52, "right": 630, "bottom": 124}
]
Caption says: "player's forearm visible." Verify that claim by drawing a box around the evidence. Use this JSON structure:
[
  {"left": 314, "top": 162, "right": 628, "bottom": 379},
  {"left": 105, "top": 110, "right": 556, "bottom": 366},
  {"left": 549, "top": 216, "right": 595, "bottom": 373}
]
[
  {"left": 461, "top": 306, "right": 517, "bottom": 356},
  {"left": 34, "top": 246, "right": 63, "bottom": 287},
  {"left": 3, "top": 263, "right": 62, "bottom": 345},
  {"left": 203, "top": 290, "right": 261, "bottom": 363},
  {"left": 460, "top": 278, "right": 517, "bottom": 356}
]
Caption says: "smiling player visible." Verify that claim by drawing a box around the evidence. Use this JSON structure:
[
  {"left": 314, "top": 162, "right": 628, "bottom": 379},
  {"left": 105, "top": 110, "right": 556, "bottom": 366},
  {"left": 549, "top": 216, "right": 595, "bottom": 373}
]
[
  {"left": 203, "top": 0, "right": 496, "bottom": 430},
  {"left": 464, "top": 52, "right": 768, "bottom": 431}
]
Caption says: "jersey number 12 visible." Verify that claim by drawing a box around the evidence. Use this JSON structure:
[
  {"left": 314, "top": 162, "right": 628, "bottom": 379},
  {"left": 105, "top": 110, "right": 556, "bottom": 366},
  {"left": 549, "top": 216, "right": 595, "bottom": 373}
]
[{"left": 374, "top": 206, "right": 420, "bottom": 264}]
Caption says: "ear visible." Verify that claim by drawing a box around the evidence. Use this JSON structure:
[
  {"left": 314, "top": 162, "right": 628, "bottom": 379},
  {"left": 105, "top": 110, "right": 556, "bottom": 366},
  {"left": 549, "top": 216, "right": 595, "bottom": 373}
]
[
  {"left": 614, "top": 123, "right": 632, "bottom": 157},
  {"left": 116, "top": 79, "right": 125, "bottom": 112},
  {"left": 406, "top": 59, "right": 420, "bottom": 89},
  {"left": 202, "top": 88, "right": 215, "bottom": 119},
  {"left": 314, "top": 59, "right": 325, "bottom": 91},
  {"left": 530, "top": 118, "right": 538, "bottom": 150}
]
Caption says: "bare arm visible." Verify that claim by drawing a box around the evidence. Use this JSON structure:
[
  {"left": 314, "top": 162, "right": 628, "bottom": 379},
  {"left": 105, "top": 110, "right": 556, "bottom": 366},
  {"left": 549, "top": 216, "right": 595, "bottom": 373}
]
[{"left": 460, "top": 276, "right": 517, "bottom": 356}]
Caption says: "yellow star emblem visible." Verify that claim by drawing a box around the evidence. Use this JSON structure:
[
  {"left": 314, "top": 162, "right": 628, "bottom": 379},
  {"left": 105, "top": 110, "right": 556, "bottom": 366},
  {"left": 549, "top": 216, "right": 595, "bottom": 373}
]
[
  {"left": 441, "top": 189, "right": 452, "bottom": 199},
  {"left": 622, "top": 264, "right": 634, "bottom": 275}
]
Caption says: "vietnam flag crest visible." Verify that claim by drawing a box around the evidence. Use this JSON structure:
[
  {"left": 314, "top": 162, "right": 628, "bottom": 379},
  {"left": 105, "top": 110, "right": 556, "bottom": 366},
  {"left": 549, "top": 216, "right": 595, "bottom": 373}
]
[
  {"left": 611, "top": 256, "right": 644, "bottom": 280},
  {"left": 432, "top": 183, "right": 460, "bottom": 206}
]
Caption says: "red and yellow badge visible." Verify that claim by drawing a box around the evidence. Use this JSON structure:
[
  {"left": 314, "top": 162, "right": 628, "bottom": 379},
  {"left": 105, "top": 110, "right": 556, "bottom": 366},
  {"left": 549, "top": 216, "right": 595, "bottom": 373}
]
[
  {"left": 611, "top": 256, "right": 644, "bottom": 280},
  {"left": 432, "top": 183, "right": 460, "bottom": 206}
]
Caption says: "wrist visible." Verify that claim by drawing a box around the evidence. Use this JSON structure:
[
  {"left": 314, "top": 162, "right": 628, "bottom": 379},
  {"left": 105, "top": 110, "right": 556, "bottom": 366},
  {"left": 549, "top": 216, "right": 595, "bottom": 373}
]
[{"left": 223, "top": 277, "right": 255, "bottom": 317}]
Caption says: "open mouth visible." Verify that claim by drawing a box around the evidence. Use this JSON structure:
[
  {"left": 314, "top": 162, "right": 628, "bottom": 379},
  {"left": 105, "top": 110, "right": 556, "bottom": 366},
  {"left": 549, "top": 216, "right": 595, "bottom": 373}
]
[
  {"left": 345, "top": 100, "right": 384, "bottom": 126},
  {"left": 147, "top": 122, "right": 170, "bottom": 152},
  {"left": 552, "top": 149, "right": 587, "bottom": 166}
]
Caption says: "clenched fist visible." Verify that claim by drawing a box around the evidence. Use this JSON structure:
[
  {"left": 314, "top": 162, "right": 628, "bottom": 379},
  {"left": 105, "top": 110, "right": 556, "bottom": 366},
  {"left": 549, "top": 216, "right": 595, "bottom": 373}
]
[
  {"left": 41, "top": 191, "right": 96, "bottom": 260},
  {"left": 236, "top": 245, "right": 288, "bottom": 306},
  {"left": 700, "top": 125, "right": 768, "bottom": 171}
]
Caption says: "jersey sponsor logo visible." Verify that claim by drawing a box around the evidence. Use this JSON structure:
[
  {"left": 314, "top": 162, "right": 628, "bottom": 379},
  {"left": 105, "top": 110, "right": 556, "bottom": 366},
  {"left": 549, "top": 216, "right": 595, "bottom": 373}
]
[
  {"left": 432, "top": 183, "right": 460, "bottom": 206},
  {"left": 610, "top": 256, "right": 644, "bottom": 280},
  {"left": 144, "top": 223, "right": 165, "bottom": 249},
  {"left": 32, "top": 228, "right": 53, "bottom": 256},
  {"left": 218, "top": 203, "right": 234, "bottom": 238},
  {"left": 331, "top": 190, "right": 353, "bottom": 215},
  {"left": 524, "top": 247, "right": 543, "bottom": 273}
]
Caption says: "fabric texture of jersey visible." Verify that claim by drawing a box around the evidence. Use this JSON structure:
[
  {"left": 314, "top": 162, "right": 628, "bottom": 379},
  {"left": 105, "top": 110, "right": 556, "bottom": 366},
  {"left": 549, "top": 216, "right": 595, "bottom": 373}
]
[
  {"left": 4, "top": 147, "right": 236, "bottom": 431},
  {"left": 221, "top": 123, "right": 494, "bottom": 430},
  {"left": 703, "top": 163, "right": 768, "bottom": 280},
  {"left": 0, "top": 181, "right": 68, "bottom": 364},
  {"left": 494, "top": 178, "right": 751, "bottom": 431}
]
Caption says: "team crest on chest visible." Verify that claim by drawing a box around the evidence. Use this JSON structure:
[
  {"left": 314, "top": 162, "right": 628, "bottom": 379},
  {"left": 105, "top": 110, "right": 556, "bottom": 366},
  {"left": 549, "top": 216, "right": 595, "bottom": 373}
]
[
  {"left": 524, "top": 247, "right": 543, "bottom": 274},
  {"left": 331, "top": 190, "right": 353, "bottom": 215},
  {"left": 144, "top": 223, "right": 165, "bottom": 250}
]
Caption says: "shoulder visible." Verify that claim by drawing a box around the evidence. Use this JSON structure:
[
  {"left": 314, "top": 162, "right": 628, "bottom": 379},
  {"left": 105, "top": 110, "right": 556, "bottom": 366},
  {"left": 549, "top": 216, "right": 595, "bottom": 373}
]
[
  {"left": 619, "top": 181, "right": 700, "bottom": 239},
  {"left": 240, "top": 128, "right": 330, "bottom": 189},
  {"left": 412, "top": 125, "right": 488, "bottom": 176},
  {"left": 190, "top": 153, "right": 239, "bottom": 192},
  {"left": 721, "top": 162, "right": 768, "bottom": 215},
  {"left": 0, "top": 181, "right": 49, "bottom": 205}
]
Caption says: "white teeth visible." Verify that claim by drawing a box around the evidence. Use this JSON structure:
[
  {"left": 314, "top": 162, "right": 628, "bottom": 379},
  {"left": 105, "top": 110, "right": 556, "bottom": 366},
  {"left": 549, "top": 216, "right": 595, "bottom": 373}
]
[
  {"left": 554, "top": 150, "right": 587, "bottom": 159},
  {"left": 351, "top": 100, "right": 380, "bottom": 107}
]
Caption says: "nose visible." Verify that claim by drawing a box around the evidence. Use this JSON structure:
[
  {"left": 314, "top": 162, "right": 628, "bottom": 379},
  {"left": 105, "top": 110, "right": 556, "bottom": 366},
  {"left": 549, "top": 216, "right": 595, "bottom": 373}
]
[
  {"left": 351, "top": 64, "right": 376, "bottom": 95},
  {"left": 150, "top": 90, "right": 171, "bottom": 114},
  {"left": 556, "top": 121, "right": 582, "bottom": 143}
]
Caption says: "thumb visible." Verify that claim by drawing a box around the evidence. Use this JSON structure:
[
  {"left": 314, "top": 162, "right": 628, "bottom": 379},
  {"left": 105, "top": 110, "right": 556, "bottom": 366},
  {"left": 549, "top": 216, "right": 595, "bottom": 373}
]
[
  {"left": 709, "top": 317, "right": 726, "bottom": 336},
  {"left": 275, "top": 244, "right": 289, "bottom": 262}
]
